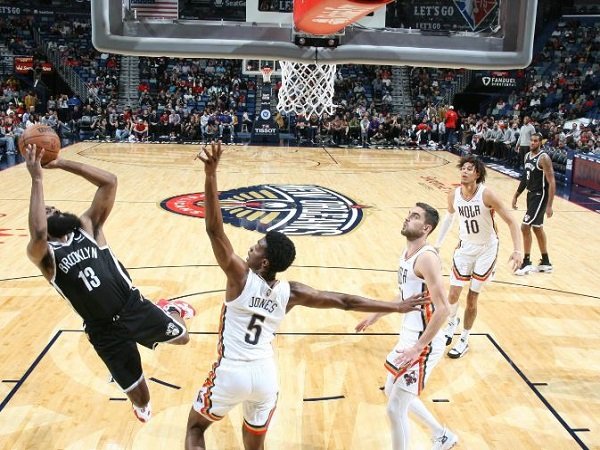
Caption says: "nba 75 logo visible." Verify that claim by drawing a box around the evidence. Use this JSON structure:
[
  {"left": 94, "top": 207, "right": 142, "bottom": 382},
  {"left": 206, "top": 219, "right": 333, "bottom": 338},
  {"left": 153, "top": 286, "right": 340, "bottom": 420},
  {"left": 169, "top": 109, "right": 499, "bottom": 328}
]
[
  {"left": 160, "top": 184, "right": 365, "bottom": 236},
  {"left": 453, "top": 0, "right": 498, "bottom": 31}
]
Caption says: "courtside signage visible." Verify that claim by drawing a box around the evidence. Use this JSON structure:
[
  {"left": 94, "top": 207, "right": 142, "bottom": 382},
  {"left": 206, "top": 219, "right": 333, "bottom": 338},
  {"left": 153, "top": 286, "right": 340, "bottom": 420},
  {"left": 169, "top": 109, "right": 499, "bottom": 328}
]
[{"left": 160, "top": 184, "right": 365, "bottom": 236}]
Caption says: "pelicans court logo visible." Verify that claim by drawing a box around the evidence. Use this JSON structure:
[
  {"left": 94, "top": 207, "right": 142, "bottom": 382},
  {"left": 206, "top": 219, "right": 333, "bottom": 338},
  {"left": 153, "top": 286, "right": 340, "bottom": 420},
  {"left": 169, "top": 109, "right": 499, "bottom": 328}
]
[{"left": 160, "top": 185, "right": 366, "bottom": 236}]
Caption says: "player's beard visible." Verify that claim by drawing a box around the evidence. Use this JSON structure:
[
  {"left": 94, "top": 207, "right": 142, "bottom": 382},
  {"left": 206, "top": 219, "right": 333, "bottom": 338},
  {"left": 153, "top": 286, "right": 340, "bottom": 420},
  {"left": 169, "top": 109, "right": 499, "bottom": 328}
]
[
  {"left": 401, "top": 226, "right": 424, "bottom": 241},
  {"left": 47, "top": 213, "right": 82, "bottom": 238}
]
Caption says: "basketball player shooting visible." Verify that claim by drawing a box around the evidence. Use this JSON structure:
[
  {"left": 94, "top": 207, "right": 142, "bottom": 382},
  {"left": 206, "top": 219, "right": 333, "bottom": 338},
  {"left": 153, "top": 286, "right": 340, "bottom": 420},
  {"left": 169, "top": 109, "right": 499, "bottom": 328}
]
[{"left": 24, "top": 145, "right": 195, "bottom": 423}]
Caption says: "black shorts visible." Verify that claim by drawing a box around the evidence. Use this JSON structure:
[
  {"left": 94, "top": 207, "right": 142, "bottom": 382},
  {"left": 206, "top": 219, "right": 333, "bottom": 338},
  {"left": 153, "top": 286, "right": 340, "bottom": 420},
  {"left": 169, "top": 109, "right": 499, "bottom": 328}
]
[
  {"left": 523, "top": 190, "right": 548, "bottom": 227},
  {"left": 84, "top": 291, "right": 185, "bottom": 391}
]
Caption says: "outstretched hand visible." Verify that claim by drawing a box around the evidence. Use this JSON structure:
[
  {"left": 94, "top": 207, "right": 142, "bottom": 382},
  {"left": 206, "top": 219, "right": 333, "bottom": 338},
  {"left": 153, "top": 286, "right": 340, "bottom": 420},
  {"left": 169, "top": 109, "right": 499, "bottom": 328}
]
[
  {"left": 196, "top": 140, "right": 223, "bottom": 173},
  {"left": 25, "top": 144, "right": 44, "bottom": 179},
  {"left": 396, "top": 292, "right": 431, "bottom": 313},
  {"left": 355, "top": 314, "right": 379, "bottom": 332}
]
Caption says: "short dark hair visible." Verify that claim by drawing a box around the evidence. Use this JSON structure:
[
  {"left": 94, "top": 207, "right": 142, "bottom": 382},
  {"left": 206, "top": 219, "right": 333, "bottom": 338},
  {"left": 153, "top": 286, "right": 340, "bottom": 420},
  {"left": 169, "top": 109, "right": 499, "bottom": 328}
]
[
  {"left": 457, "top": 155, "right": 486, "bottom": 183},
  {"left": 416, "top": 202, "right": 440, "bottom": 234},
  {"left": 264, "top": 231, "right": 296, "bottom": 273},
  {"left": 531, "top": 132, "right": 542, "bottom": 141}
]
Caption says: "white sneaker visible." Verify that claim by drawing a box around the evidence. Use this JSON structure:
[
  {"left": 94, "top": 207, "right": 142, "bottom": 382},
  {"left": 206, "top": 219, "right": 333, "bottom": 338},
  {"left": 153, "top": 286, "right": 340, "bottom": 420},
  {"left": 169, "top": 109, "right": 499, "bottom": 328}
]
[
  {"left": 447, "top": 338, "right": 469, "bottom": 359},
  {"left": 537, "top": 263, "right": 553, "bottom": 273},
  {"left": 156, "top": 299, "right": 196, "bottom": 320},
  {"left": 443, "top": 317, "right": 460, "bottom": 346},
  {"left": 133, "top": 403, "right": 152, "bottom": 423},
  {"left": 431, "top": 427, "right": 458, "bottom": 449},
  {"left": 515, "top": 263, "right": 536, "bottom": 276}
]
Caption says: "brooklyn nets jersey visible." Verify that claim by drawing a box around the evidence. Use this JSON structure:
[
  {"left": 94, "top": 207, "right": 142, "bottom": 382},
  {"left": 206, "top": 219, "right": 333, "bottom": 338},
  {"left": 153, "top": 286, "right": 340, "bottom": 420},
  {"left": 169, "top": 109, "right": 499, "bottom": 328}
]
[
  {"left": 218, "top": 270, "right": 290, "bottom": 361},
  {"left": 398, "top": 245, "right": 436, "bottom": 333},
  {"left": 524, "top": 151, "right": 547, "bottom": 193},
  {"left": 454, "top": 185, "right": 498, "bottom": 245},
  {"left": 49, "top": 228, "right": 136, "bottom": 322}
]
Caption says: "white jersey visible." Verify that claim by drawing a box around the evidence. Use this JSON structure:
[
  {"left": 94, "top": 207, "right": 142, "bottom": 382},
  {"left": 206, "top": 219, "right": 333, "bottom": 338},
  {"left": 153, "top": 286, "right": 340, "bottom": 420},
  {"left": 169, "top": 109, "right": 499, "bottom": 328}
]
[
  {"left": 218, "top": 271, "right": 290, "bottom": 361},
  {"left": 398, "top": 245, "right": 437, "bottom": 333},
  {"left": 454, "top": 185, "right": 498, "bottom": 245}
]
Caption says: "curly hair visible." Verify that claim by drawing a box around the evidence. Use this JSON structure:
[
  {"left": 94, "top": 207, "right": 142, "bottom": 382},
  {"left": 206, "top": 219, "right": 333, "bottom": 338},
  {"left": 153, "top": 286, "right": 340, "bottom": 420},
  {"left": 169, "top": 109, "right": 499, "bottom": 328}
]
[
  {"left": 264, "top": 231, "right": 296, "bottom": 273},
  {"left": 457, "top": 154, "right": 486, "bottom": 183}
]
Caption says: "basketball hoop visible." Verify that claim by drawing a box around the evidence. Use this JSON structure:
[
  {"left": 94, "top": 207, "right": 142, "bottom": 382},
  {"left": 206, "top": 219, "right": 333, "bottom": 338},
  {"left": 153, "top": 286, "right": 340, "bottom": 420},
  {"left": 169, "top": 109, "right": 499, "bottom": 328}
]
[
  {"left": 276, "top": 61, "right": 337, "bottom": 118},
  {"left": 261, "top": 67, "right": 273, "bottom": 84}
]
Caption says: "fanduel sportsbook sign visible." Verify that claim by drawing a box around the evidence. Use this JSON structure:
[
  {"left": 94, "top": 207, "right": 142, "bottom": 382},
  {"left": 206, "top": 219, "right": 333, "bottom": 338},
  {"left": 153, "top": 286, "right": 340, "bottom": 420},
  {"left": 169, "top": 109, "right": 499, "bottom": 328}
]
[{"left": 477, "top": 75, "right": 518, "bottom": 89}]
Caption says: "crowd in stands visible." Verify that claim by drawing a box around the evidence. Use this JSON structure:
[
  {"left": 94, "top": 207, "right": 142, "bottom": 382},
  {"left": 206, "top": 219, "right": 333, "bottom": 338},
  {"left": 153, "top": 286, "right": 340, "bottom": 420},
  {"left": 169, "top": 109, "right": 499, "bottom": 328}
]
[{"left": 40, "top": 16, "right": 121, "bottom": 106}]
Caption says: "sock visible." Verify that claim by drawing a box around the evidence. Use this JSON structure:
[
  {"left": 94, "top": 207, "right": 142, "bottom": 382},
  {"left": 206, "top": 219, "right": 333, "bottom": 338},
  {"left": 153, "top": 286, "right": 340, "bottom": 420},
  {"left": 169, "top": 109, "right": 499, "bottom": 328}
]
[
  {"left": 449, "top": 302, "right": 459, "bottom": 321},
  {"left": 409, "top": 397, "right": 444, "bottom": 437},
  {"left": 460, "top": 329, "right": 471, "bottom": 341},
  {"left": 541, "top": 253, "right": 550, "bottom": 264},
  {"left": 523, "top": 254, "right": 530, "bottom": 264}
]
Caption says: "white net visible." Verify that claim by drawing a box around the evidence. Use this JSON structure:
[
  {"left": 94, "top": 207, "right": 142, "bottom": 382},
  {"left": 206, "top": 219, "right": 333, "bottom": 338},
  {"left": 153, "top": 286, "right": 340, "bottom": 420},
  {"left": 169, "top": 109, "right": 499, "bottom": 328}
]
[{"left": 276, "top": 61, "right": 337, "bottom": 118}]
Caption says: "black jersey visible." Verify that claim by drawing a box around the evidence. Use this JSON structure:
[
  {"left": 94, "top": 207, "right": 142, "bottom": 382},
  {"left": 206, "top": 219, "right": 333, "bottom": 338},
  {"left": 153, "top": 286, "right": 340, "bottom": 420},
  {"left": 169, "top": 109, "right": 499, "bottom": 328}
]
[
  {"left": 49, "top": 228, "right": 136, "bottom": 322},
  {"left": 524, "top": 151, "right": 547, "bottom": 193}
]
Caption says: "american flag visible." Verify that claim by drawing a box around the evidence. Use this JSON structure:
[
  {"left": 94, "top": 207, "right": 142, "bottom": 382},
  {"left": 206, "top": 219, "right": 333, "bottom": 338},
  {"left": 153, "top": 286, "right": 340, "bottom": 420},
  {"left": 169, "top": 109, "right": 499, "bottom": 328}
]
[{"left": 129, "top": 0, "right": 178, "bottom": 19}]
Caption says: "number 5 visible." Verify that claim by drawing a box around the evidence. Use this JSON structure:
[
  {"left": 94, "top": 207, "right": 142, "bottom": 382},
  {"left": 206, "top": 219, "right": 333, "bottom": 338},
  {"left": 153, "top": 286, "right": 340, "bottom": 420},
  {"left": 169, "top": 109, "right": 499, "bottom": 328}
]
[{"left": 245, "top": 314, "right": 265, "bottom": 345}]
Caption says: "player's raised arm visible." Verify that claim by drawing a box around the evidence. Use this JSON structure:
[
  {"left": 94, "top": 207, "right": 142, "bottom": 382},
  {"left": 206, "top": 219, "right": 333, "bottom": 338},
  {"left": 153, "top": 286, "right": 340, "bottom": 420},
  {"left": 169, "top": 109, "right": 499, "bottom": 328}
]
[
  {"left": 197, "top": 141, "right": 248, "bottom": 295},
  {"left": 25, "top": 145, "right": 51, "bottom": 273},
  {"left": 46, "top": 158, "right": 118, "bottom": 239}
]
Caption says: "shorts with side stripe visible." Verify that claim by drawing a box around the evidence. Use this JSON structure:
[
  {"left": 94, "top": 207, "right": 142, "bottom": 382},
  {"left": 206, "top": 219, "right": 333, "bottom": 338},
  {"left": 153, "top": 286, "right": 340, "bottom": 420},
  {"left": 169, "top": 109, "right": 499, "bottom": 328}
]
[
  {"left": 193, "top": 356, "right": 278, "bottom": 434},
  {"left": 523, "top": 190, "right": 548, "bottom": 227},
  {"left": 450, "top": 239, "right": 498, "bottom": 293},
  {"left": 384, "top": 329, "right": 445, "bottom": 396}
]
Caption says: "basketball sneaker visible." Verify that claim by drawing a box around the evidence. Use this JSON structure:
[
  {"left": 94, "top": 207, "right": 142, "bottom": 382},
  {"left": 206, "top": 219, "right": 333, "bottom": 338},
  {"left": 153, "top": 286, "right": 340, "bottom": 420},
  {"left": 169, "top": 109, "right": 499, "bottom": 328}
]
[
  {"left": 156, "top": 299, "right": 196, "bottom": 320},
  {"left": 515, "top": 261, "right": 536, "bottom": 276},
  {"left": 133, "top": 402, "right": 152, "bottom": 423},
  {"left": 431, "top": 427, "right": 458, "bottom": 450},
  {"left": 443, "top": 317, "right": 460, "bottom": 346},
  {"left": 537, "top": 260, "right": 553, "bottom": 273},
  {"left": 447, "top": 337, "right": 469, "bottom": 359}
]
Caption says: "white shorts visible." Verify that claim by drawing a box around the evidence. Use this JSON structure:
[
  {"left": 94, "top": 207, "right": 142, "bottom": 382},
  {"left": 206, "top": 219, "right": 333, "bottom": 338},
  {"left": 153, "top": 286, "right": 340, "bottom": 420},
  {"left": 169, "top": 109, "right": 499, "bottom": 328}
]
[
  {"left": 384, "top": 329, "right": 445, "bottom": 396},
  {"left": 450, "top": 239, "right": 499, "bottom": 293},
  {"left": 193, "top": 357, "right": 278, "bottom": 434}
]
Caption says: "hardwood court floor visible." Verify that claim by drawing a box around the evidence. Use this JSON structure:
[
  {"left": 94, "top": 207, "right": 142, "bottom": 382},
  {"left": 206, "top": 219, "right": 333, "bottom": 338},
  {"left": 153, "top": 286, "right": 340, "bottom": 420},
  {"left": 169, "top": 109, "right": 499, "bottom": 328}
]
[{"left": 0, "top": 142, "right": 598, "bottom": 450}]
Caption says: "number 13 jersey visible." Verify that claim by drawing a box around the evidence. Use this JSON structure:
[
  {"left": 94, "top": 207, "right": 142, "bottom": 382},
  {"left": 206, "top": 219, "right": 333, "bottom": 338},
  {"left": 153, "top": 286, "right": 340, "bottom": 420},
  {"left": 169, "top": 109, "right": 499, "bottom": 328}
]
[
  {"left": 454, "top": 185, "right": 498, "bottom": 245},
  {"left": 219, "top": 270, "right": 290, "bottom": 361},
  {"left": 49, "top": 228, "right": 136, "bottom": 322}
]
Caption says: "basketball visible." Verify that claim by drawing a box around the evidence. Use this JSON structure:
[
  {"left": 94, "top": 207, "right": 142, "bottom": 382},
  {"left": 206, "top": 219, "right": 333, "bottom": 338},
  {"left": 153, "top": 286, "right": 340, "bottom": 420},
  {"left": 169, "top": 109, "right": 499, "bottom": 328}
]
[{"left": 18, "top": 124, "right": 61, "bottom": 165}]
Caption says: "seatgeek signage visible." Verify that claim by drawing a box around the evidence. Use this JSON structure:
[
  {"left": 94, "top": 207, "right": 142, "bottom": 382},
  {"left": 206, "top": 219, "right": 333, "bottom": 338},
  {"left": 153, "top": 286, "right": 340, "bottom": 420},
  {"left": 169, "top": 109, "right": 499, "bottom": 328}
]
[{"left": 160, "top": 184, "right": 365, "bottom": 236}]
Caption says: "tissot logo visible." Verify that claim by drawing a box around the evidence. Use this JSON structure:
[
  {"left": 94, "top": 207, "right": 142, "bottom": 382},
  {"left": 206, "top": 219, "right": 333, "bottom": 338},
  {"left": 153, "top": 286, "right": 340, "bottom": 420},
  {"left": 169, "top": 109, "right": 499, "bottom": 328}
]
[
  {"left": 160, "top": 184, "right": 366, "bottom": 236},
  {"left": 482, "top": 77, "right": 491, "bottom": 86}
]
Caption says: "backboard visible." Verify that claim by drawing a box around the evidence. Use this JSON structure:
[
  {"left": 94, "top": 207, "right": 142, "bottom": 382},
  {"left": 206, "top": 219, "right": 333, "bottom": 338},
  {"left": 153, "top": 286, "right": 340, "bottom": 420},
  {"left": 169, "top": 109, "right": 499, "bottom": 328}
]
[{"left": 91, "top": 0, "right": 538, "bottom": 69}]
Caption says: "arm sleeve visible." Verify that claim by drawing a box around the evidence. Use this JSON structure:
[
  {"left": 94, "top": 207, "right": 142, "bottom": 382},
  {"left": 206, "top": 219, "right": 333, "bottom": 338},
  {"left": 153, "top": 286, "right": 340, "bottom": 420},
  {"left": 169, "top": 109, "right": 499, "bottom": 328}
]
[{"left": 434, "top": 212, "right": 456, "bottom": 248}]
